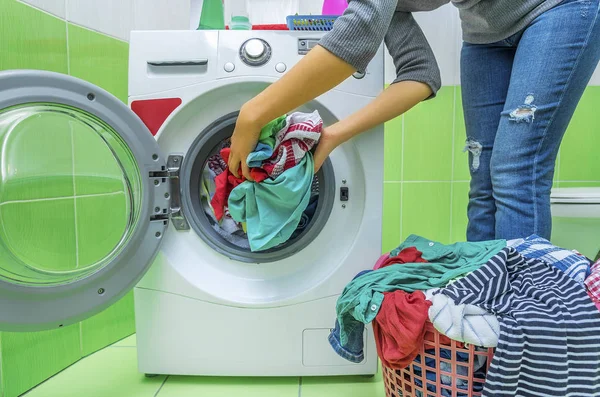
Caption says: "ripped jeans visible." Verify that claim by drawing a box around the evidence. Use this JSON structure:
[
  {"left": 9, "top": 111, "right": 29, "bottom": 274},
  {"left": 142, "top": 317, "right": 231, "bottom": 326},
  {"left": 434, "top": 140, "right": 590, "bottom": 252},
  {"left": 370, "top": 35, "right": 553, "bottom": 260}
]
[{"left": 461, "top": 0, "right": 600, "bottom": 241}]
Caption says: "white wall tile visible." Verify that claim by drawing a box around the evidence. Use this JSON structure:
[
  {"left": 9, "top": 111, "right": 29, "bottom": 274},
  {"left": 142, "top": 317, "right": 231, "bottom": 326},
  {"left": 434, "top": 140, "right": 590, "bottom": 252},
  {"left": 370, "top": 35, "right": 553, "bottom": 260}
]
[
  {"left": 66, "top": 0, "right": 134, "bottom": 41},
  {"left": 413, "top": 5, "right": 461, "bottom": 86},
  {"left": 384, "top": 52, "right": 396, "bottom": 85},
  {"left": 19, "top": 0, "right": 66, "bottom": 18},
  {"left": 133, "top": 0, "right": 190, "bottom": 30},
  {"left": 247, "top": 0, "right": 299, "bottom": 25},
  {"left": 190, "top": 0, "right": 203, "bottom": 30},
  {"left": 590, "top": 64, "right": 600, "bottom": 86},
  {"left": 298, "top": 0, "right": 322, "bottom": 15}
]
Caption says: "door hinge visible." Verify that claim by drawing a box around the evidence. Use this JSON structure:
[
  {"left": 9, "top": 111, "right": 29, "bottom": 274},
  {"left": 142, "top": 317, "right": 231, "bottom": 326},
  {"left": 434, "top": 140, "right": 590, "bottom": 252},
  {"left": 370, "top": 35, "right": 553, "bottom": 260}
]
[{"left": 149, "top": 154, "right": 190, "bottom": 231}]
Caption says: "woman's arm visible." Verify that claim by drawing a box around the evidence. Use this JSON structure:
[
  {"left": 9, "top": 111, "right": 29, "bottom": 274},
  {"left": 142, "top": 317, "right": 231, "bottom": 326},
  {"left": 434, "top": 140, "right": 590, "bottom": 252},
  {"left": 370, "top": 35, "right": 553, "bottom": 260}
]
[
  {"left": 314, "top": 80, "right": 432, "bottom": 171},
  {"left": 229, "top": 0, "right": 399, "bottom": 180},
  {"left": 314, "top": 11, "right": 442, "bottom": 171}
]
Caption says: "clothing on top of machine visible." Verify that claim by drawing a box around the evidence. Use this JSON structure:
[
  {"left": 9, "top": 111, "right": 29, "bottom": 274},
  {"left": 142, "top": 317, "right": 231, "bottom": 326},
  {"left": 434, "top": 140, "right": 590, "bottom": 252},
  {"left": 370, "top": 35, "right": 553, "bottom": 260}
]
[
  {"left": 585, "top": 258, "right": 600, "bottom": 310},
  {"left": 372, "top": 290, "right": 432, "bottom": 370},
  {"left": 334, "top": 236, "right": 504, "bottom": 347},
  {"left": 428, "top": 292, "right": 500, "bottom": 348},
  {"left": 392, "top": 235, "right": 506, "bottom": 268},
  {"left": 440, "top": 247, "right": 600, "bottom": 397},
  {"left": 260, "top": 111, "right": 322, "bottom": 179},
  {"left": 508, "top": 234, "right": 591, "bottom": 287},
  {"left": 228, "top": 154, "right": 314, "bottom": 252}
]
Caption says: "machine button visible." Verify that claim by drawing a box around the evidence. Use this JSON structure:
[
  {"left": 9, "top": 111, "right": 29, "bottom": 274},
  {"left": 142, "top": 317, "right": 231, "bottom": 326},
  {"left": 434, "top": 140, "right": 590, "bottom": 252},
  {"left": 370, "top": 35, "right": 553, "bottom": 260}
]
[
  {"left": 275, "top": 62, "right": 287, "bottom": 73},
  {"left": 224, "top": 62, "right": 235, "bottom": 73},
  {"left": 429, "top": 242, "right": 434, "bottom": 247},
  {"left": 353, "top": 71, "right": 366, "bottom": 79},
  {"left": 340, "top": 187, "right": 349, "bottom": 201},
  {"left": 244, "top": 39, "right": 266, "bottom": 59},
  {"left": 371, "top": 304, "right": 378, "bottom": 311},
  {"left": 240, "top": 38, "right": 272, "bottom": 67}
]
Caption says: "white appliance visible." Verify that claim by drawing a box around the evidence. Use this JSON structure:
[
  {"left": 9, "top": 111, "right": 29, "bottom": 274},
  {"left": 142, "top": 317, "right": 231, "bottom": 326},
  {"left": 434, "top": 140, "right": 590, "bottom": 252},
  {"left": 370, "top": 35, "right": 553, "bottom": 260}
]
[
  {"left": 552, "top": 188, "right": 600, "bottom": 260},
  {"left": 0, "top": 30, "right": 384, "bottom": 377}
]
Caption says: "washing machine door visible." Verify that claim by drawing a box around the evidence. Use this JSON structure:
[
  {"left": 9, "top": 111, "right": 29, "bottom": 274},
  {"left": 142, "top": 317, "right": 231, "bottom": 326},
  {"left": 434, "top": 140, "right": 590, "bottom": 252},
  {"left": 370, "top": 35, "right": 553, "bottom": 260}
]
[{"left": 0, "top": 70, "right": 172, "bottom": 332}]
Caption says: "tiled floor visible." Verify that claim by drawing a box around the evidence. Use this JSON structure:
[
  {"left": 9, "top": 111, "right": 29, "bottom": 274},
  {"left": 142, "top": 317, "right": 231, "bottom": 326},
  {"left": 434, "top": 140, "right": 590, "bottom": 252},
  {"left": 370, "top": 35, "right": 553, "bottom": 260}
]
[{"left": 23, "top": 334, "right": 386, "bottom": 397}]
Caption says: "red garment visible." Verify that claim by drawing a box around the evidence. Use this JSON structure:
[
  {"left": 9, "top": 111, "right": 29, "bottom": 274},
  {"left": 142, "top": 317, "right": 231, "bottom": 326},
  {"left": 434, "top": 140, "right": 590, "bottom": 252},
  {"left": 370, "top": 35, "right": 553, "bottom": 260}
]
[
  {"left": 210, "top": 148, "right": 268, "bottom": 220},
  {"left": 376, "top": 247, "right": 427, "bottom": 269},
  {"left": 373, "top": 290, "right": 432, "bottom": 370}
]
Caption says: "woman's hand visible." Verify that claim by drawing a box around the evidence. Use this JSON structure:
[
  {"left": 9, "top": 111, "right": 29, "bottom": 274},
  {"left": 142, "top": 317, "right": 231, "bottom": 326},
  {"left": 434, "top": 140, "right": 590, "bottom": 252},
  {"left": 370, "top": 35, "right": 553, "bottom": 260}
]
[
  {"left": 314, "top": 127, "right": 342, "bottom": 173},
  {"left": 228, "top": 110, "right": 261, "bottom": 181}
]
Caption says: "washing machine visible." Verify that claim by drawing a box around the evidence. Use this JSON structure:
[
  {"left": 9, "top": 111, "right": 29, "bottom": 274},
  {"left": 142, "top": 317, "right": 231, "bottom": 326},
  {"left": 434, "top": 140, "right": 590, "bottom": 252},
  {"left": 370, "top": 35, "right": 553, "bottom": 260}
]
[{"left": 0, "top": 30, "right": 384, "bottom": 377}]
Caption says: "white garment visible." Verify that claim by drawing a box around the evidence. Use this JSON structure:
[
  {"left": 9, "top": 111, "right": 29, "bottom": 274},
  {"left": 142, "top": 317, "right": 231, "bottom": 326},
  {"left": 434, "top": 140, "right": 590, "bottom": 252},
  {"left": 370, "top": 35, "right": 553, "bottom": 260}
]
[{"left": 428, "top": 293, "right": 500, "bottom": 348}]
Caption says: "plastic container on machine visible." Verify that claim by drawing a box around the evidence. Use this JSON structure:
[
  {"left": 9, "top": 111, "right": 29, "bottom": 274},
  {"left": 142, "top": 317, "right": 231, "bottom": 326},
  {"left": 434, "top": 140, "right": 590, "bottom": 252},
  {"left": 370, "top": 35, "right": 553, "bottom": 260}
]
[
  {"left": 226, "top": 0, "right": 252, "bottom": 30},
  {"left": 198, "top": 0, "right": 225, "bottom": 30},
  {"left": 322, "top": 0, "right": 348, "bottom": 15}
]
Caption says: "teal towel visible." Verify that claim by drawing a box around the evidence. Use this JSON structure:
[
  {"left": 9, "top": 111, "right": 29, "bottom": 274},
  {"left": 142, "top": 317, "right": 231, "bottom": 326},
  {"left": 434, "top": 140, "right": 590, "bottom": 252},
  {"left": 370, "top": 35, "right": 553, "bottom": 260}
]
[{"left": 228, "top": 154, "right": 314, "bottom": 252}]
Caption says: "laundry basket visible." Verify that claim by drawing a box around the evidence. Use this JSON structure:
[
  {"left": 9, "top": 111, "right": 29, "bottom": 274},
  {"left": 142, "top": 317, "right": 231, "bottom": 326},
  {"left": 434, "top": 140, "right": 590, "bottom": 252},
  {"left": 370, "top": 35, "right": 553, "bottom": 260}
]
[
  {"left": 381, "top": 322, "right": 495, "bottom": 397},
  {"left": 286, "top": 15, "right": 338, "bottom": 31}
]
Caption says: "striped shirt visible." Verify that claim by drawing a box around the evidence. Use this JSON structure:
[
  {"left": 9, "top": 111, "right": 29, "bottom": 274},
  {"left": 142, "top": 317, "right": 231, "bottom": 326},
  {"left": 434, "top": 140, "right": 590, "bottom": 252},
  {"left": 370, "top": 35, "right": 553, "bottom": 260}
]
[{"left": 440, "top": 247, "right": 600, "bottom": 397}]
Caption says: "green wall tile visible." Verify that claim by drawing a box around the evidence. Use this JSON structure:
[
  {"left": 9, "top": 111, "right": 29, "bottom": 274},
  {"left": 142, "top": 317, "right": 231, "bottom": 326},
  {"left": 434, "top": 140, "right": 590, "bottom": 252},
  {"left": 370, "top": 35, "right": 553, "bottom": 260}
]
[
  {"left": 559, "top": 87, "right": 600, "bottom": 181},
  {"left": 0, "top": 0, "right": 67, "bottom": 72},
  {"left": 382, "top": 183, "right": 402, "bottom": 253},
  {"left": 401, "top": 183, "right": 451, "bottom": 243},
  {"left": 80, "top": 291, "right": 135, "bottom": 357},
  {"left": 1, "top": 325, "right": 81, "bottom": 397},
  {"left": 384, "top": 116, "right": 403, "bottom": 182},
  {"left": 402, "top": 87, "right": 454, "bottom": 181},
  {"left": 0, "top": 109, "right": 75, "bottom": 202},
  {"left": 453, "top": 86, "right": 471, "bottom": 182},
  {"left": 450, "top": 182, "right": 470, "bottom": 242},
  {"left": 76, "top": 194, "right": 128, "bottom": 268},
  {"left": 72, "top": 112, "right": 128, "bottom": 196},
  {"left": 68, "top": 24, "right": 129, "bottom": 103},
  {"left": 0, "top": 199, "right": 77, "bottom": 273}
]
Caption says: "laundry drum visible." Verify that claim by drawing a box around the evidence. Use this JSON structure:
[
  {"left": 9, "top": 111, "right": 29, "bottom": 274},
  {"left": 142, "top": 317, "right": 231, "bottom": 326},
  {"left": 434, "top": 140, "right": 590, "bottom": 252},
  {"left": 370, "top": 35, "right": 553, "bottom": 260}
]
[
  {"left": 152, "top": 81, "right": 350, "bottom": 305},
  {"left": 0, "top": 103, "right": 141, "bottom": 286},
  {"left": 181, "top": 111, "right": 335, "bottom": 263}
]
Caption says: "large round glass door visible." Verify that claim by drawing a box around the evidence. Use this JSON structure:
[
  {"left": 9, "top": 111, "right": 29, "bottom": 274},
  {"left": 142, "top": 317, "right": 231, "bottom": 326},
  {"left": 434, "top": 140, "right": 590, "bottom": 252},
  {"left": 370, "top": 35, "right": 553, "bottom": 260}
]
[{"left": 0, "top": 71, "right": 167, "bottom": 332}]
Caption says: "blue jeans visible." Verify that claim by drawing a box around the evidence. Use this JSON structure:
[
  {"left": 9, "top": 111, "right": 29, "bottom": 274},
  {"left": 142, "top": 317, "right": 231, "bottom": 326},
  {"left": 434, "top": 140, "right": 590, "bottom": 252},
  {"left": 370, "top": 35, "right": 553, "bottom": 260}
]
[{"left": 461, "top": 0, "right": 600, "bottom": 241}]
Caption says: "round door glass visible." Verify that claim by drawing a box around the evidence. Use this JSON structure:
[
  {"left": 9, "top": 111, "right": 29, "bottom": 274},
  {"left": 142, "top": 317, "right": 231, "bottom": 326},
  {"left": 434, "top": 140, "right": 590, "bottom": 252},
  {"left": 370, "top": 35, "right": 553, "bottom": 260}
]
[{"left": 0, "top": 103, "right": 143, "bottom": 286}]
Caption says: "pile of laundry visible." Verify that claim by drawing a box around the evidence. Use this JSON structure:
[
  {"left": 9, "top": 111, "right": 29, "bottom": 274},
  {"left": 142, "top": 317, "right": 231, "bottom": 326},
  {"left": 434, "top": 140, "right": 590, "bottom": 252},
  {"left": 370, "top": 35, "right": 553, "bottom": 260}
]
[
  {"left": 329, "top": 234, "right": 600, "bottom": 397},
  {"left": 201, "top": 111, "right": 322, "bottom": 252}
]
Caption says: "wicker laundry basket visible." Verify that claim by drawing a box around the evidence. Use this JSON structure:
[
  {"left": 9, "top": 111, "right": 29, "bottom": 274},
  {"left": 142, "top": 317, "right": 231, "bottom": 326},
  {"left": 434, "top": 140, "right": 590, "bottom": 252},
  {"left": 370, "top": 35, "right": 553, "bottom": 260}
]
[{"left": 381, "top": 322, "right": 495, "bottom": 397}]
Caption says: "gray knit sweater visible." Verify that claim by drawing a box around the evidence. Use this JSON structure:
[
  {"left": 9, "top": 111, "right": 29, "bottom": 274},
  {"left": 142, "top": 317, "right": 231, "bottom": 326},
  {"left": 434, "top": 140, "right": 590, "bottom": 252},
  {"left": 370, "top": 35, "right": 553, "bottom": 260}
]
[{"left": 319, "top": 0, "right": 563, "bottom": 95}]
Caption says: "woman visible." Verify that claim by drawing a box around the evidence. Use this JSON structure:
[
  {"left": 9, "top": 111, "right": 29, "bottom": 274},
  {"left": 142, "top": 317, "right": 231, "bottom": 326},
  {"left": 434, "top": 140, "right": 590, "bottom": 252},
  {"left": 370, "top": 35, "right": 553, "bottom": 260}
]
[{"left": 228, "top": 0, "right": 600, "bottom": 241}]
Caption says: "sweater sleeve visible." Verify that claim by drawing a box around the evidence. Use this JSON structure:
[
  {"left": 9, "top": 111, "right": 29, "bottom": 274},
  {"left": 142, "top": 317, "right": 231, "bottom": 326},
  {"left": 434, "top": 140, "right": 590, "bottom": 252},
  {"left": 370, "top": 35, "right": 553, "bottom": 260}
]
[
  {"left": 385, "top": 12, "right": 441, "bottom": 97},
  {"left": 318, "top": 0, "right": 398, "bottom": 73}
]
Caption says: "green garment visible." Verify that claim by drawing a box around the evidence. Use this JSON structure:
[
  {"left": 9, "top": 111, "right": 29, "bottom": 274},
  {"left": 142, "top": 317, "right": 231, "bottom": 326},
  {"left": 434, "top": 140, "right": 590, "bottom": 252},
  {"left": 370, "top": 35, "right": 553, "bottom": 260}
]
[
  {"left": 228, "top": 154, "right": 313, "bottom": 252},
  {"left": 391, "top": 234, "right": 506, "bottom": 265},
  {"left": 246, "top": 115, "right": 287, "bottom": 167},
  {"left": 258, "top": 115, "right": 286, "bottom": 149},
  {"left": 336, "top": 235, "right": 506, "bottom": 345}
]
